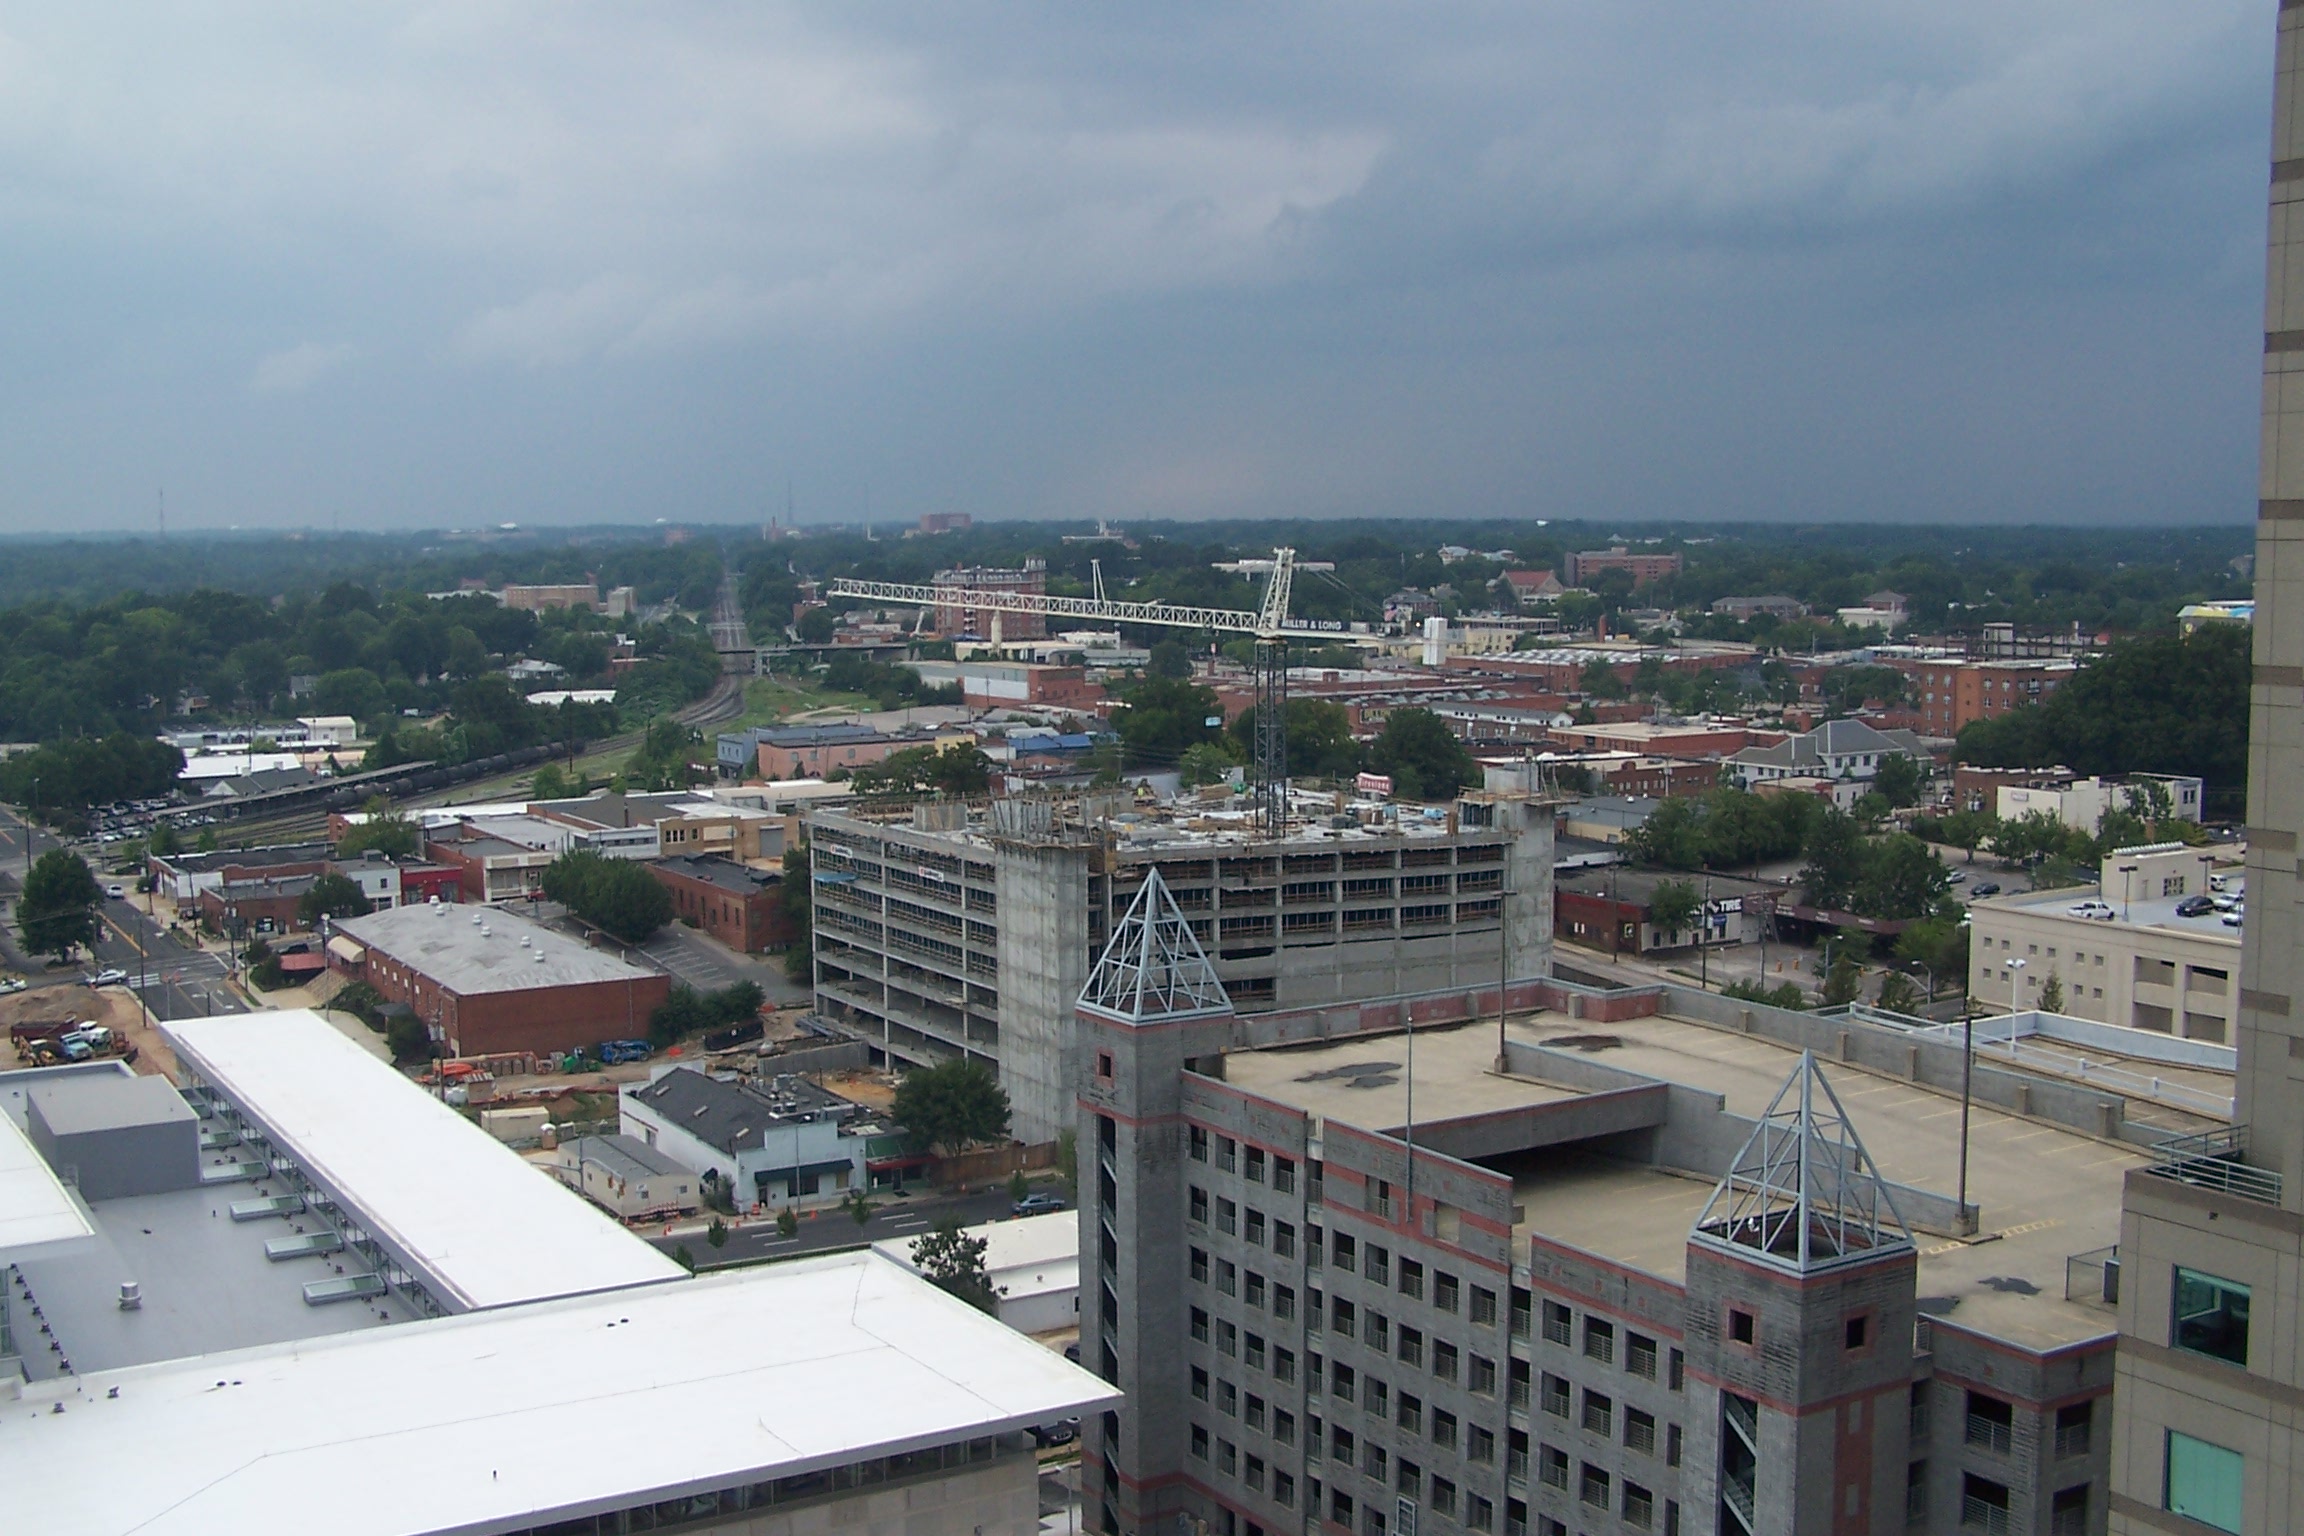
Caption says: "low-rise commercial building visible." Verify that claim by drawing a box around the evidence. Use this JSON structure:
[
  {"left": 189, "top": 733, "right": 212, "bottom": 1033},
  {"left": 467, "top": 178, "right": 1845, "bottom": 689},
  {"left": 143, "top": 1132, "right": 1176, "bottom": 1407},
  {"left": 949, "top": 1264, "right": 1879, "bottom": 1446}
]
[
  {"left": 551, "top": 1132, "right": 700, "bottom": 1219},
  {"left": 1997, "top": 773, "right": 2205, "bottom": 831},
  {"left": 620, "top": 1065, "right": 867, "bottom": 1209},
  {"left": 877, "top": 1210, "right": 1081, "bottom": 1336},
  {"left": 1725, "top": 717, "right": 1926, "bottom": 789},
  {"left": 326, "top": 902, "right": 671, "bottom": 1057},
  {"left": 648, "top": 853, "right": 793, "bottom": 952}
]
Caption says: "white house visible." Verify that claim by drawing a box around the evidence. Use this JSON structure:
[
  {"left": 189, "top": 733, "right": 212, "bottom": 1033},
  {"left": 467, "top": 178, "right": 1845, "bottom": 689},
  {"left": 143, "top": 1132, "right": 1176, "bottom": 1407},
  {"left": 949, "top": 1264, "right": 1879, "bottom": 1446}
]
[
  {"left": 1724, "top": 719, "right": 1926, "bottom": 789},
  {"left": 620, "top": 1065, "right": 865, "bottom": 1210},
  {"left": 875, "top": 1210, "right": 1081, "bottom": 1337}
]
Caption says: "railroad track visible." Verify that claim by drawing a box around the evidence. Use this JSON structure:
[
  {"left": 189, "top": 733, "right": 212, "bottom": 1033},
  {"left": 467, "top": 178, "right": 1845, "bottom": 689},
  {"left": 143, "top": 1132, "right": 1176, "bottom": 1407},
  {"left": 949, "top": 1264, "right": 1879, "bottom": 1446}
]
[{"left": 203, "top": 675, "right": 751, "bottom": 849}]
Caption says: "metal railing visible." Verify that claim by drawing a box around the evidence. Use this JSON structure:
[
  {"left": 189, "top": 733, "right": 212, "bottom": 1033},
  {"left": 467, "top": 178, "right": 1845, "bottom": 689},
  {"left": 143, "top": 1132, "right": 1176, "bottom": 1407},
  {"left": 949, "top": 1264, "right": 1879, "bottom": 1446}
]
[
  {"left": 1963, "top": 1414, "right": 2012, "bottom": 1456},
  {"left": 1960, "top": 1496, "right": 2010, "bottom": 1536},
  {"left": 2143, "top": 1126, "right": 2283, "bottom": 1206}
]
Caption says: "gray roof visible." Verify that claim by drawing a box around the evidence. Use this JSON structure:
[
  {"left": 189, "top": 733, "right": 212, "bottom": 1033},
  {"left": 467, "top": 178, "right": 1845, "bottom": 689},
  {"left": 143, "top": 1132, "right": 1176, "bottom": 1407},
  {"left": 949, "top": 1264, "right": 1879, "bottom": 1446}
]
[
  {"left": 28, "top": 1073, "right": 196, "bottom": 1136},
  {"left": 1730, "top": 718, "right": 1923, "bottom": 772},
  {"left": 1557, "top": 867, "right": 1784, "bottom": 907},
  {"left": 563, "top": 1133, "right": 690, "bottom": 1182},
  {"left": 335, "top": 904, "right": 657, "bottom": 995},
  {"left": 653, "top": 855, "right": 777, "bottom": 896},
  {"left": 627, "top": 1067, "right": 852, "bottom": 1153},
  {"left": 155, "top": 842, "right": 334, "bottom": 876}
]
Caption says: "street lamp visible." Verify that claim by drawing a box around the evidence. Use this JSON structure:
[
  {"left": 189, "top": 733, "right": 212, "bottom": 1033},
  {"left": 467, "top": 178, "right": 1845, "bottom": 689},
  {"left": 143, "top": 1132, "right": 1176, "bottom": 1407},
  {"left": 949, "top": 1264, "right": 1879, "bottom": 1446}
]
[{"left": 2117, "top": 862, "right": 2139, "bottom": 923}]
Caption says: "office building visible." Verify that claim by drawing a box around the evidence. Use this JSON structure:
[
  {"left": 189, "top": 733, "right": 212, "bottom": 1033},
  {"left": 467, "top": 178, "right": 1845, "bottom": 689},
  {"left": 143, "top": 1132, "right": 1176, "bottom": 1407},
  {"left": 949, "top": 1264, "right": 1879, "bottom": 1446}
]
[
  {"left": 1888, "top": 657, "right": 2077, "bottom": 738},
  {"left": 1562, "top": 548, "right": 1682, "bottom": 588},
  {"left": 1079, "top": 872, "right": 2172, "bottom": 1536},
  {"left": 2103, "top": 10, "right": 2304, "bottom": 1533},
  {"left": 805, "top": 791, "right": 1556, "bottom": 1143},
  {"left": 933, "top": 562, "right": 1048, "bottom": 640}
]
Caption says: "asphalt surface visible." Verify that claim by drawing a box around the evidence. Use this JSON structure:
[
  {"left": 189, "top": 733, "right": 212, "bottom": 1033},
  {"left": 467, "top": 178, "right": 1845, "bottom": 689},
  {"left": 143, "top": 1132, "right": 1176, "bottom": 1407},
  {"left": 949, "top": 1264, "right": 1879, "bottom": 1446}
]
[
  {"left": 651, "top": 1187, "right": 1030, "bottom": 1265},
  {"left": 0, "top": 808, "right": 248, "bottom": 1020}
]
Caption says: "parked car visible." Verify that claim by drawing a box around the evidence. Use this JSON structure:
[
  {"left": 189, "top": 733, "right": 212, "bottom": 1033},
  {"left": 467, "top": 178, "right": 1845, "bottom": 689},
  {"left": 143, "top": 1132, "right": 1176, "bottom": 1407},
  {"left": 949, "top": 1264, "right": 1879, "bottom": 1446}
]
[
  {"left": 1945, "top": 870, "right": 1966, "bottom": 885},
  {"left": 2175, "top": 895, "right": 2217, "bottom": 917},
  {"left": 1968, "top": 882, "right": 2001, "bottom": 898},
  {"left": 2067, "top": 899, "right": 2115, "bottom": 918},
  {"left": 1031, "top": 1419, "right": 1080, "bottom": 1448},
  {"left": 84, "top": 968, "right": 128, "bottom": 987},
  {"left": 0, "top": 978, "right": 27, "bottom": 994},
  {"left": 2224, "top": 910, "right": 2246, "bottom": 928},
  {"left": 597, "top": 1039, "right": 653, "bottom": 1065},
  {"left": 1013, "top": 1193, "right": 1068, "bottom": 1217},
  {"left": 104, "top": 883, "right": 125, "bottom": 900}
]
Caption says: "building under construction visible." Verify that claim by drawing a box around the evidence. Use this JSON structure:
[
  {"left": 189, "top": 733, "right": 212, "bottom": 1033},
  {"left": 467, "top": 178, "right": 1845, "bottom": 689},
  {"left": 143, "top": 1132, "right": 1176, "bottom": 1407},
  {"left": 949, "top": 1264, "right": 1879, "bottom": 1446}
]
[{"left": 803, "top": 789, "right": 1556, "bottom": 1143}]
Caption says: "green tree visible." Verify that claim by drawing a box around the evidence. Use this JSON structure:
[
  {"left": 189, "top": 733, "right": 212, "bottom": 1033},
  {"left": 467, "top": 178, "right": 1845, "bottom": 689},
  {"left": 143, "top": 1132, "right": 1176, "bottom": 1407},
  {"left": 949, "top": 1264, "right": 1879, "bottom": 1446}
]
[
  {"left": 1724, "top": 979, "right": 1810, "bottom": 1011},
  {"left": 852, "top": 743, "right": 993, "bottom": 797},
  {"left": 1820, "top": 948, "right": 1864, "bottom": 1007},
  {"left": 1147, "top": 639, "right": 1194, "bottom": 679},
  {"left": 298, "top": 871, "right": 375, "bottom": 926},
  {"left": 1624, "top": 797, "right": 1704, "bottom": 869},
  {"left": 1178, "top": 741, "right": 1242, "bottom": 789},
  {"left": 706, "top": 1216, "right": 729, "bottom": 1250},
  {"left": 1852, "top": 834, "right": 1950, "bottom": 921},
  {"left": 777, "top": 1207, "right": 800, "bottom": 1238},
  {"left": 1055, "top": 1126, "right": 1079, "bottom": 1204},
  {"left": 1114, "top": 675, "right": 1224, "bottom": 768},
  {"left": 909, "top": 1220, "right": 1001, "bottom": 1314},
  {"left": 2038, "top": 970, "right": 2067, "bottom": 1012},
  {"left": 1894, "top": 917, "right": 1970, "bottom": 997},
  {"left": 1873, "top": 970, "right": 1923, "bottom": 1016},
  {"left": 543, "top": 849, "right": 674, "bottom": 943},
  {"left": 847, "top": 1189, "right": 876, "bottom": 1226},
  {"left": 1797, "top": 809, "right": 1869, "bottom": 912},
  {"left": 892, "top": 1058, "right": 1013, "bottom": 1153},
  {"left": 1871, "top": 753, "right": 1924, "bottom": 808},
  {"left": 1954, "top": 625, "right": 2249, "bottom": 790},
  {"left": 1938, "top": 809, "right": 1997, "bottom": 863},
  {"left": 1008, "top": 1168, "right": 1030, "bottom": 1204},
  {"left": 385, "top": 1013, "right": 431, "bottom": 1065},
  {"left": 1646, "top": 879, "right": 1702, "bottom": 943},
  {"left": 18, "top": 849, "right": 101, "bottom": 960},
  {"left": 337, "top": 799, "right": 419, "bottom": 859},
  {"left": 1228, "top": 698, "right": 1361, "bottom": 782},
  {"left": 671, "top": 1243, "right": 697, "bottom": 1273},
  {"left": 779, "top": 842, "right": 812, "bottom": 980},
  {"left": 1366, "top": 708, "right": 1479, "bottom": 800},
  {"left": 796, "top": 606, "right": 838, "bottom": 643}
]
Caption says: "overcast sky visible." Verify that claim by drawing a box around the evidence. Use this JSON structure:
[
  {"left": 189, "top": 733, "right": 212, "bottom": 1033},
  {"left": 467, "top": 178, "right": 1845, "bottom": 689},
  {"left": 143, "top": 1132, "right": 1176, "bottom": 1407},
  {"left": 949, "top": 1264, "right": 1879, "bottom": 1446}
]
[{"left": 0, "top": 3, "right": 2274, "bottom": 532}]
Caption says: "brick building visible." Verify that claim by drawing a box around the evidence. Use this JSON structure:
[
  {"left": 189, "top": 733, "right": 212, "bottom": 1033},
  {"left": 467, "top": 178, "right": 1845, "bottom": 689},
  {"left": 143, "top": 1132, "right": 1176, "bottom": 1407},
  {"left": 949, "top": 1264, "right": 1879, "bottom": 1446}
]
[
  {"left": 647, "top": 855, "right": 795, "bottom": 954},
  {"left": 326, "top": 902, "right": 670, "bottom": 1057},
  {"left": 1563, "top": 546, "right": 1683, "bottom": 588},
  {"left": 1884, "top": 657, "right": 2076, "bottom": 738},
  {"left": 932, "top": 562, "right": 1047, "bottom": 640}
]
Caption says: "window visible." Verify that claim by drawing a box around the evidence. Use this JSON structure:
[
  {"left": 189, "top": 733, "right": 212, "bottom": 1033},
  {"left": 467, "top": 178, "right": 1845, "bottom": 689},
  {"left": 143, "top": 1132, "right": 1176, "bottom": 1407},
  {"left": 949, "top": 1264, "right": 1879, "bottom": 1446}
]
[
  {"left": 1275, "top": 1347, "right": 1296, "bottom": 1384},
  {"left": 1367, "top": 1311, "right": 1390, "bottom": 1353},
  {"left": 1275, "top": 1409, "right": 1296, "bottom": 1445},
  {"left": 1190, "top": 1126, "right": 1209, "bottom": 1162},
  {"left": 1582, "top": 1390, "right": 1613, "bottom": 1437},
  {"left": 1334, "top": 1297, "right": 1356, "bottom": 1338},
  {"left": 1275, "top": 1222, "right": 1296, "bottom": 1259},
  {"left": 1584, "top": 1318, "right": 1615, "bottom": 1364},
  {"left": 1246, "top": 1272, "right": 1266, "bottom": 1309},
  {"left": 1276, "top": 1285, "right": 1296, "bottom": 1321},
  {"left": 1333, "top": 1362, "right": 1356, "bottom": 1403},
  {"left": 1433, "top": 1341, "right": 1460, "bottom": 1383},
  {"left": 1539, "top": 1446, "right": 1568, "bottom": 1490},
  {"left": 1432, "top": 1409, "right": 1458, "bottom": 1450},
  {"left": 1218, "top": 1197, "right": 1237, "bottom": 1235},
  {"left": 1627, "top": 1332, "right": 1658, "bottom": 1379},
  {"left": 1243, "top": 1395, "right": 1265, "bottom": 1433},
  {"left": 2050, "top": 1485, "right": 2088, "bottom": 1536},
  {"left": 1245, "top": 1334, "right": 1266, "bottom": 1370},
  {"left": 1219, "top": 1320, "right": 1238, "bottom": 1358},
  {"left": 1400, "top": 1259, "right": 1425, "bottom": 1300},
  {"left": 1334, "top": 1232, "right": 1358, "bottom": 1270},
  {"left": 1666, "top": 1423, "right": 1682, "bottom": 1468},
  {"left": 1308, "top": 1223, "right": 1324, "bottom": 1266},
  {"left": 1623, "top": 1482, "right": 1654, "bottom": 1531},
  {"left": 1580, "top": 1464, "right": 1610, "bottom": 1509},
  {"left": 1466, "top": 1494, "right": 1493, "bottom": 1533},
  {"left": 1469, "top": 1354, "right": 1497, "bottom": 1395},
  {"left": 1245, "top": 1453, "right": 1265, "bottom": 1492},
  {"left": 1192, "top": 1367, "right": 1209, "bottom": 1401},
  {"left": 1625, "top": 1407, "right": 1656, "bottom": 1456},
  {"left": 2037, "top": 1402, "right": 2084, "bottom": 1463},
  {"left": 1191, "top": 1307, "right": 1209, "bottom": 1343},
  {"left": 1965, "top": 1393, "right": 2013, "bottom": 1456},
  {"left": 1668, "top": 1348, "right": 1684, "bottom": 1391},
  {"left": 1541, "top": 1373, "right": 1570, "bottom": 1418},
  {"left": 1219, "top": 1260, "right": 1237, "bottom": 1297},
  {"left": 1464, "top": 1285, "right": 1497, "bottom": 1327},
  {"left": 1399, "top": 1326, "right": 1424, "bottom": 1368},
  {"left": 1220, "top": 1380, "right": 1238, "bottom": 1417},
  {"left": 1191, "top": 1424, "right": 1210, "bottom": 1460},
  {"left": 1398, "top": 1393, "right": 1423, "bottom": 1434},
  {"left": 1435, "top": 1273, "right": 1461, "bottom": 1313},
  {"left": 1275, "top": 1472, "right": 1296, "bottom": 1509},
  {"left": 1333, "top": 1426, "right": 1355, "bottom": 1463},
  {"left": 1190, "top": 1186, "right": 1209, "bottom": 1224},
  {"left": 1191, "top": 1248, "right": 1209, "bottom": 1283},
  {"left": 1727, "top": 1309, "right": 1755, "bottom": 1345},
  {"left": 1427, "top": 1474, "right": 1453, "bottom": 1513},
  {"left": 1846, "top": 1315, "right": 1869, "bottom": 1351},
  {"left": 1219, "top": 1136, "right": 1237, "bottom": 1173},
  {"left": 1331, "top": 1491, "right": 1354, "bottom": 1527},
  {"left": 1468, "top": 1426, "right": 1495, "bottom": 1464},
  {"left": 1276, "top": 1157, "right": 1296, "bottom": 1193},
  {"left": 2165, "top": 1431, "right": 2242, "bottom": 1534},
  {"left": 1364, "top": 1443, "right": 1387, "bottom": 1481},
  {"left": 1961, "top": 1474, "right": 2011, "bottom": 1536},
  {"left": 1246, "top": 1146, "right": 1266, "bottom": 1183},
  {"left": 1367, "top": 1378, "right": 1389, "bottom": 1418},
  {"left": 1220, "top": 1440, "right": 1237, "bottom": 1476},
  {"left": 1907, "top": 1462, "right": 1928, "bottom": 1525},
  {"left": 1098, "top": 1050, "right": 1115, "bottom": 1081},
  {"left": 1369, "top": 1178, "right": 1395, "bottom": 1219},
  {"left": 1541, "top": 1300, "right": 1572, "bottom": 1346},
  {"left": 2173, "top": 1268, "right": 2251, "bottom": 1368},
  {"left": 1367, "top": 1245, "right": 1390, "bottom": 1285},
  {"left": 1245, "top": 1210, "right": 1266, "bottom": 1247}
]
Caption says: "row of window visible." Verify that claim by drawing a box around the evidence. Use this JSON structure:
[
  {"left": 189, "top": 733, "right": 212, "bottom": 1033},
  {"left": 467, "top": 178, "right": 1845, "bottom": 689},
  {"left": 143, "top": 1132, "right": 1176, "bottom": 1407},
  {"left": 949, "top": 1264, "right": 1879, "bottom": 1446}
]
[
  {"left": 1317, "top": 1295, "right": 1501, "bottom": 1395},
  {"left": 1189, "top": 1130, "right": 1299, "bottom": 1193},
  {"left": 1534, "top": 1300, "right": 1679, "bottom": 1386},
  {"left": 1323, "top": 1225, "right": 1497, "bottom": 1324},
  {"left": 1534, "top": 1452, "right": 1676, "bottom": 1534},
  {"left": 1536, "top": 1382, "right": 1680, "bottom": 1465}
]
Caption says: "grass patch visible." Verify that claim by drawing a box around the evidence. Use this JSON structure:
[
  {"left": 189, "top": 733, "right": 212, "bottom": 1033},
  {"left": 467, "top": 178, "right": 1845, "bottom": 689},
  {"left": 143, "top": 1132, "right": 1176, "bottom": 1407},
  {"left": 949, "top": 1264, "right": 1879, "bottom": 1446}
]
[{"left": 735, "top": 677, "right": 877, "bottom": 728}]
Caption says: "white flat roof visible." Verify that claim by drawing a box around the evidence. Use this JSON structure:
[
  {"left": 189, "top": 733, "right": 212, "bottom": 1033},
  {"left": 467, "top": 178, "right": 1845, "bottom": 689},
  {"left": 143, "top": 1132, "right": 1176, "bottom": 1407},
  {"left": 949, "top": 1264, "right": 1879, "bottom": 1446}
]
[
  {"left": 163, "top": 1011, "right": 683, "bottom": 1311},
  {"left": 876, "top": 1210, "right": 1080, "bottom": 1299},
  {"left": 0, "top": 1095, "right": 91, "bottom": 1261},
  {"left": 0, "top": 1252, "right": 1120, "bottom": 1536}
]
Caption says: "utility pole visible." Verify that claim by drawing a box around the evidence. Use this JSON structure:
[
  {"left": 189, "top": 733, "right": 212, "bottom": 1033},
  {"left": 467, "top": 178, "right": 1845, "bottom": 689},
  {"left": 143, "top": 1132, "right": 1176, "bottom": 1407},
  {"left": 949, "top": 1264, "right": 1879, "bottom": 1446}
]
[{"left": 1495, "top": 886, "right": 1511, "bottom": 1073}]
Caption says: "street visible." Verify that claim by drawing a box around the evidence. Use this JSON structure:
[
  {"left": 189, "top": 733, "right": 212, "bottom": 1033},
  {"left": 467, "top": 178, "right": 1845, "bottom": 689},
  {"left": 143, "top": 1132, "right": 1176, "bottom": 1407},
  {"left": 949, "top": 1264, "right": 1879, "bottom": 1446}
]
[
  {"left": 650, "top": 1187, "right": 1029, "bottom": 1266},
  {"left": 0, "top": 806, "right": 247, "bottom": 1019}
]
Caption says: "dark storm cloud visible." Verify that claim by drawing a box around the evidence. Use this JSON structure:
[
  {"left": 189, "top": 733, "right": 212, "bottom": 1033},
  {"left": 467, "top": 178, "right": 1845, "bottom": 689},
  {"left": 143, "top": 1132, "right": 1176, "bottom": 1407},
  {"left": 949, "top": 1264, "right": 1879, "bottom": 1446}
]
[{"left": 0, "top": 2, "right": 2272, "bottom": 530}]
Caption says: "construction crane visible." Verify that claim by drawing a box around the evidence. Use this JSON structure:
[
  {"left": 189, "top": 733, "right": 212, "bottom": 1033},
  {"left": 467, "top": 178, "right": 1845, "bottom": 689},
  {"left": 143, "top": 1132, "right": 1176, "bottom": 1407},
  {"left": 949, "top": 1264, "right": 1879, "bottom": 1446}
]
[{"left": 827, "top": 548, "right": 1353, "bottom": 835}]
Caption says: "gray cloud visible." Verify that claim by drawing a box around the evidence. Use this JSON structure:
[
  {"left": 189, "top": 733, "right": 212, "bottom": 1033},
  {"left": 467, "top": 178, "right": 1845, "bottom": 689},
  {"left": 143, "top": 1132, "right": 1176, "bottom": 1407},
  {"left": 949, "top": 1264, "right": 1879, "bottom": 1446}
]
[{"left": 0, "top": 1, "right": 2273, "bottom": 530}]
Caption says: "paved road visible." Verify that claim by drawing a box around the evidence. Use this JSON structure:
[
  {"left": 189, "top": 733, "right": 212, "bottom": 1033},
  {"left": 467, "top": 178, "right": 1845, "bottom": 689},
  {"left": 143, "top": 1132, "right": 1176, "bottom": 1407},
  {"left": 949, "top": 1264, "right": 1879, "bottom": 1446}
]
[{"left": 651, "top": 1188, "right": 1029, "bottom": 1265}]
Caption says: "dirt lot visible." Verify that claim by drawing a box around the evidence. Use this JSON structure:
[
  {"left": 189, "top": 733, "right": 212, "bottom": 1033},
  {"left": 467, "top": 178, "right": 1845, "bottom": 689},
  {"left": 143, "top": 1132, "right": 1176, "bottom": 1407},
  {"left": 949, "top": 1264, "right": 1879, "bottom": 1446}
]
[{"left": 0, "top": 985, "right": 177, "bottom": 1081}]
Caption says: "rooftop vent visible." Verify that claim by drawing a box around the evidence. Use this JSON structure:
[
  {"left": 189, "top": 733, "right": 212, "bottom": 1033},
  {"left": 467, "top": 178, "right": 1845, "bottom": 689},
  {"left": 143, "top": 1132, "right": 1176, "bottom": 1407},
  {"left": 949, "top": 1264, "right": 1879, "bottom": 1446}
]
[{"left": 118, "top": 1280, "right": 141, "bottom": 1311}]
